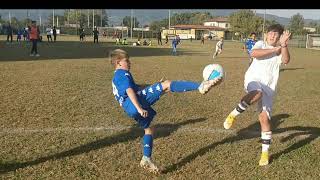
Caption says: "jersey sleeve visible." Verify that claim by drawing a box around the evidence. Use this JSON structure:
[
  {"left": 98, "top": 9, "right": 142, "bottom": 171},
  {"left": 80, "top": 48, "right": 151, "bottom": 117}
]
[
  {"left": 252, "top": 40, "right": 264, "bottom": 50},
  {"left": 117, "top": 74, "right": 134, "bottom": 92}
]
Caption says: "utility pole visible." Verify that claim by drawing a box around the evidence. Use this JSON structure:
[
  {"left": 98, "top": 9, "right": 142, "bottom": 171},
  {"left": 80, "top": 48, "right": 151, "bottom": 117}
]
[
  {"left": 93, "top": 9, "right": 95, "bottom": 30},
  {"left": 100, "top": 9, "right": 103, "bottom": 27},
  {"left": 262, "top": 9, "right": 266, "bottom": 40},
  {"left": 53, "top": 9, "right": 55, "bottom": 27},
  {"left": 168, "top": 10, "right": 171, "bottom": 29},
  {"left": 130, "top": 9, "right": 133, "bottom": 40},
  {"left": 9, "top": 11, "right": 11, "bottom": 24},
  {"left": 87, "top": 9, "right": 90, "bottom": 28}
]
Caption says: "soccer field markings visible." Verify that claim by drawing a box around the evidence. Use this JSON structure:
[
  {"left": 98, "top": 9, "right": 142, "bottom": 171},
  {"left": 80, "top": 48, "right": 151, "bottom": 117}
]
[{"left": 0, "top": 126, "right": 306, "bottom": 138}]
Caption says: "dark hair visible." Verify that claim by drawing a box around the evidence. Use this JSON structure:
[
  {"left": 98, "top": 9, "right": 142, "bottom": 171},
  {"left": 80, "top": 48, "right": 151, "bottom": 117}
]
[
  {"left": 267, "top": 24, "right": 284, "bottom": 35},
  {"left": 250, "top": 32, "right": 256, "bottom": 36}
]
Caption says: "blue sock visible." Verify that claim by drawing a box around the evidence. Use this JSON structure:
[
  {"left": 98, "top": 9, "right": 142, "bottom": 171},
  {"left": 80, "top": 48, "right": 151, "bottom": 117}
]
[
  {"left": 143, "top": 134, "right": 153, "bottom": 158},
  {"left": 170, "top": 81, "right": 200, "bottom": 92}
]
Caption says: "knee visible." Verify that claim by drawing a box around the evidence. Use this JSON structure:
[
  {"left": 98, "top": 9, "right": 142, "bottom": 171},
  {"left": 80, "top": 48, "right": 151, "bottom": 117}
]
[
  {"left": 161, "top": 80, "right": 171, "bottom": 91},
  {"left": 144, "top": 127, "right": 154, "bottom": 135}
]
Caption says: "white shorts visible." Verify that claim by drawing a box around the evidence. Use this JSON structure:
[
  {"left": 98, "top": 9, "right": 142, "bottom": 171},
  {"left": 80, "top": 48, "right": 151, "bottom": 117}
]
[{"left": 244, "top": 81, "right": 275, "bottom": 120}]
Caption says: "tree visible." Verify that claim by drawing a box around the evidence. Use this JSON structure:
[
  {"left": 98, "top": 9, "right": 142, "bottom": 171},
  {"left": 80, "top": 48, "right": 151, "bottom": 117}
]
[
  {"left": 288, "top": 13, "right": 305, "bottom": 35},
  {"left": 169, "top": 12, "right": 213, "bottom": 25},
  {"left": 228, "top": 10, "right": 264, "bottom": 39},
  {"left": 149, "top": 19, "right": 168, "bottom": 31},
  {"left": 62, "top": 9, "right": 108, "bottom": 28},
  {"left": 122, "top": 16, "right": 139, "bottom": 27}
]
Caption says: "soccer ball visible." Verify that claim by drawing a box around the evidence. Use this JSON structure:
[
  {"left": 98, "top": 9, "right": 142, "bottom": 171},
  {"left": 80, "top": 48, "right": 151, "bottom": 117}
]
[{"left": 203, "top": 64, "right": 224, "bottom": 81}]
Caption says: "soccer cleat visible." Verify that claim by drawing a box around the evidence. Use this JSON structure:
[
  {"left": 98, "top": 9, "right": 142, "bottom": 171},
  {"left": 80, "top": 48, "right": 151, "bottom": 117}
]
[
  {"left": 223, "top": 113, "right": 236, "bottom": 129},
  {"left": 30, "top": 53, "right": 34, "bottom": 57},
  {"left": 140, "top": 156, "right": 160, "bottom": 174},
  {"left": 198, "top": 78, "right": 222, "bottom": 94},
  {"left": 259, "top": 151, "right": 269, "bottom": 166},
  {"left": 35, "top": 54, "right": 40, "bottom": 57}
]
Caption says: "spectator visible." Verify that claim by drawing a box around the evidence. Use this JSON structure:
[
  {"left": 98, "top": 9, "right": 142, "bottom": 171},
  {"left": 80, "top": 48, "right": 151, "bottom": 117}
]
[
  {"left": 29, "top": 21, "right": 40, "bottom": 57},
  {"left": 52, "top": 26, "right": 57, "bottom": 42},
  {"left": 93, "top": 26, "right": 99, "bottom": 43},
  {"left": 157, "top": 31, "right": 162, "bottom": 45},
  {"left": 6, "top": 24, "right": 13, "bottom": 43},
  {"left": 46, "top": 25, "right": 53, "bottom": 42}
]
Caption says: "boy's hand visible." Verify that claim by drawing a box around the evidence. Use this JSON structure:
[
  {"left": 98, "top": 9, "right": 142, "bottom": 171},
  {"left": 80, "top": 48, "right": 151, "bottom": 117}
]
[
  {"left": 138, "top": 108, "right": 148, "bottom": 118},
  {"left": 280, "top": 30, "right": 291, "bottom": 46}
]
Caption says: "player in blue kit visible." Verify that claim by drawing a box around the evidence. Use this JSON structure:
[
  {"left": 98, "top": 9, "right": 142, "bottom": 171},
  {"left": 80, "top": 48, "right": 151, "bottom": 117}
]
[
  {"left": 244, "top": 32, "right": 257, "bottom": 66},
  {"left": 110, "top": 49, "right": 222, "bottom": 174}
]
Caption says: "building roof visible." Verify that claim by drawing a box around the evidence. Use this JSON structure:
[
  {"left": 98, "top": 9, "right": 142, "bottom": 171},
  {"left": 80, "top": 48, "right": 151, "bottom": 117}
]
[
  {"left": 171, "top": 24, "right": 227, "bottom": 31},
  {"left": 205, "top": 17, "right": 229, "bottom": 22}
]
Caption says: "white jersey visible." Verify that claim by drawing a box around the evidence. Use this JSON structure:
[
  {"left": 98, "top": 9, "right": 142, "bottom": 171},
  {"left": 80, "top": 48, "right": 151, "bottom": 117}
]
[
  {"left": 46, "top": 28, "right": 52, "bottom": 35},
  {"left": 216, "top": 40, "right": 223, "bottom": 50},
  {"left": 244, "top": 40, "right": 282, "bottom": 95}
]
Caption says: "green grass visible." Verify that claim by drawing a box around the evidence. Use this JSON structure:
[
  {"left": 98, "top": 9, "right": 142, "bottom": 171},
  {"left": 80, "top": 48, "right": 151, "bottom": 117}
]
[{"left": 0, "top": 35, "right": 319, "bottom": 179}]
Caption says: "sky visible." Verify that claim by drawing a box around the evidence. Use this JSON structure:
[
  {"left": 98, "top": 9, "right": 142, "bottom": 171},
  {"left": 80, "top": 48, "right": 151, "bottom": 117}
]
[{"left": 255, "top": 9, "right": 320, "bottom": 20}]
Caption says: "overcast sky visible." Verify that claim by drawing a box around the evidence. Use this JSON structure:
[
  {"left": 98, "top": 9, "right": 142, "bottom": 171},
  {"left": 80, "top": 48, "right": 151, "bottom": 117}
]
[{"left": 255, "top": 9, "right": 320, "bottom": 20}]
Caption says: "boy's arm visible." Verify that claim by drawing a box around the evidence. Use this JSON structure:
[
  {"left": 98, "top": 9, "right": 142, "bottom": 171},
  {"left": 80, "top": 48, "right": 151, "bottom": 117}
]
[
  {"left": 279, "top": 30, "right": 291, "bottom": 64},
  {"left": 251, "top": 47, "right": 281, "bottom": 59},
  {"left": 126, "top": 88, "right": 148, "bottom": 118}
]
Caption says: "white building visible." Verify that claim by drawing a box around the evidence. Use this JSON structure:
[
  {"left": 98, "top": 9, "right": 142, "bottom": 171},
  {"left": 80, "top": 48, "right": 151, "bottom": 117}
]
[{"left": 203, "top": 17, "right": 230, "bottom": 29}]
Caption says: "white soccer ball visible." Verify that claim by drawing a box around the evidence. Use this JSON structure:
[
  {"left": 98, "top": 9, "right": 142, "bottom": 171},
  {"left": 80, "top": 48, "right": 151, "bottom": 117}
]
[{"left": 203, "top": 64, "right": 224, "bottom": 81}]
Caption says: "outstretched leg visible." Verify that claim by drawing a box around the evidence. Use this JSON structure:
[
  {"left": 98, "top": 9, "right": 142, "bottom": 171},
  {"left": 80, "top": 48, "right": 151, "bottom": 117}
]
[{"left": 224, "top": 90, "right": 262, "bottom": 129}]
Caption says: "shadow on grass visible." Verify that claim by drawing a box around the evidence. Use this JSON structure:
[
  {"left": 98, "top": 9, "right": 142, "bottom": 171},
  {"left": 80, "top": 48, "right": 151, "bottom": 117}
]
[
  {"left": 0, "top": 41, "right": 204, "bottom": 62},
  {"left": 0, "top": 117, "right": 206, "bottom": 174},
  {"left": 270, "top": 125, "right": 319, "bottom": 163},
  {"left": 279, "top": 67, "right": 304, "bottom": 72},
  {"left": 163, "top": 113, "right": 292, "bottom": 173}
]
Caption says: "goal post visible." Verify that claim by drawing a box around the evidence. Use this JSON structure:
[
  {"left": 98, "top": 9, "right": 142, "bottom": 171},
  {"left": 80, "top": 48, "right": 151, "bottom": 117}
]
[{"left": 306, "top": 34, "right": 320, "bottom": 49}]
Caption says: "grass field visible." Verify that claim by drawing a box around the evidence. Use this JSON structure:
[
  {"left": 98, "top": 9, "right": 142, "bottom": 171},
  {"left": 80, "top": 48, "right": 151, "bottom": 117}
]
[{"left": 0, "top": 35, "right": 319, "bottom": 179}]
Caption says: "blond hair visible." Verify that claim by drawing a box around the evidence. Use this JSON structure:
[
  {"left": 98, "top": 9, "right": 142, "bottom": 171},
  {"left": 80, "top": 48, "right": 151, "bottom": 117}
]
[{"left": 109, "top": 49, "right": 129, "bottom": 66}]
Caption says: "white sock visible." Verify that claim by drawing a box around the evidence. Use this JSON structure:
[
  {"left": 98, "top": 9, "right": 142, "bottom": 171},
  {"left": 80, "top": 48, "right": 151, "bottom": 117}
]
[
  {"left": 230, "top": 101, "right": 248, "bottom": 117},
  {"left": 261, "top": 131, "right": 272, "bottom": 152}
]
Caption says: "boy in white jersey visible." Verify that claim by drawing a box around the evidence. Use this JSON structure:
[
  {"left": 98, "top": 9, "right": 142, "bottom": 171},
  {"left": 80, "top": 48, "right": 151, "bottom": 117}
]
[
  {"left": 212, "top": 37, "right": 224, "bottom": 59},
  {"left": 223, "top": 24, "right": 291, "bottom": 166}
]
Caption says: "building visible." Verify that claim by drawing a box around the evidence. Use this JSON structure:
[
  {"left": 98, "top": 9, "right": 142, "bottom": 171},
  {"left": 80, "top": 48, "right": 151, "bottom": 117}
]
[
  {"left": 203, "top": 17, "right": 230, "bottom": 29},
  {"left": 304, "top": 27, "right": 316, "bottom": 33},
  {"left": 161, "top": 16, "right": 232, "bottom": 40}
]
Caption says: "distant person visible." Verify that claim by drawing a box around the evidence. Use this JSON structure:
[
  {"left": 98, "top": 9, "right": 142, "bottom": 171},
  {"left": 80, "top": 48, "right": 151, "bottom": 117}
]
[
  {"left": 172, "top": 36, "right": 178, "bottom": 56},
  {"left": 176, "top": 35, "right": 181, "bottom": 44},
  {"left": 93, "top": 26, "right": 99, "bottom": 43},
  {"left": 52, "top": 26, "right": 57, "bottom": 42},
  {"left": 190, "top": 36, "right": 193, "bottom": 42},
  {"left": 23, "top": 27, "right": 28, "bottom": 41},
  {"left": 46, "top": 25, "right": 53, "bottom": 42},
  {"left": 103, "top": 31, "right": 107, "bottom": 38},
  {"left": 79, "top": 27, "right": 85, "bottom": 42},
  {"left": 244, "top": 32, "right": 257, "bottom": 66},
  {"left": 6, "top": 24, "right": 13, "bottom": 43},
  {"left": 201, "top": 35, "right": 204, "bottom": 44},
  {"left": 157, "top": 31, "right": 162, "bottom": 45},
  {"left": 122, "top": 38, "right": 128, "bottom": 45},
  {"left": 17, "top": 29, "right": 22, "bottom": 43},
  {"left": 29, "top": 21, "right": 40, "bottom": 57},
  {"left": 143, "top": 39, "right": 148, "bottom": 46},
  {"left": 165, "top": 35, "right": 168, "bottom": 44},
  {"left": 116, "top": 37, "right": 120, "bottom": 45},
  {"left": 212, "top": 37, "right": 224, "bottom": 59}
]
